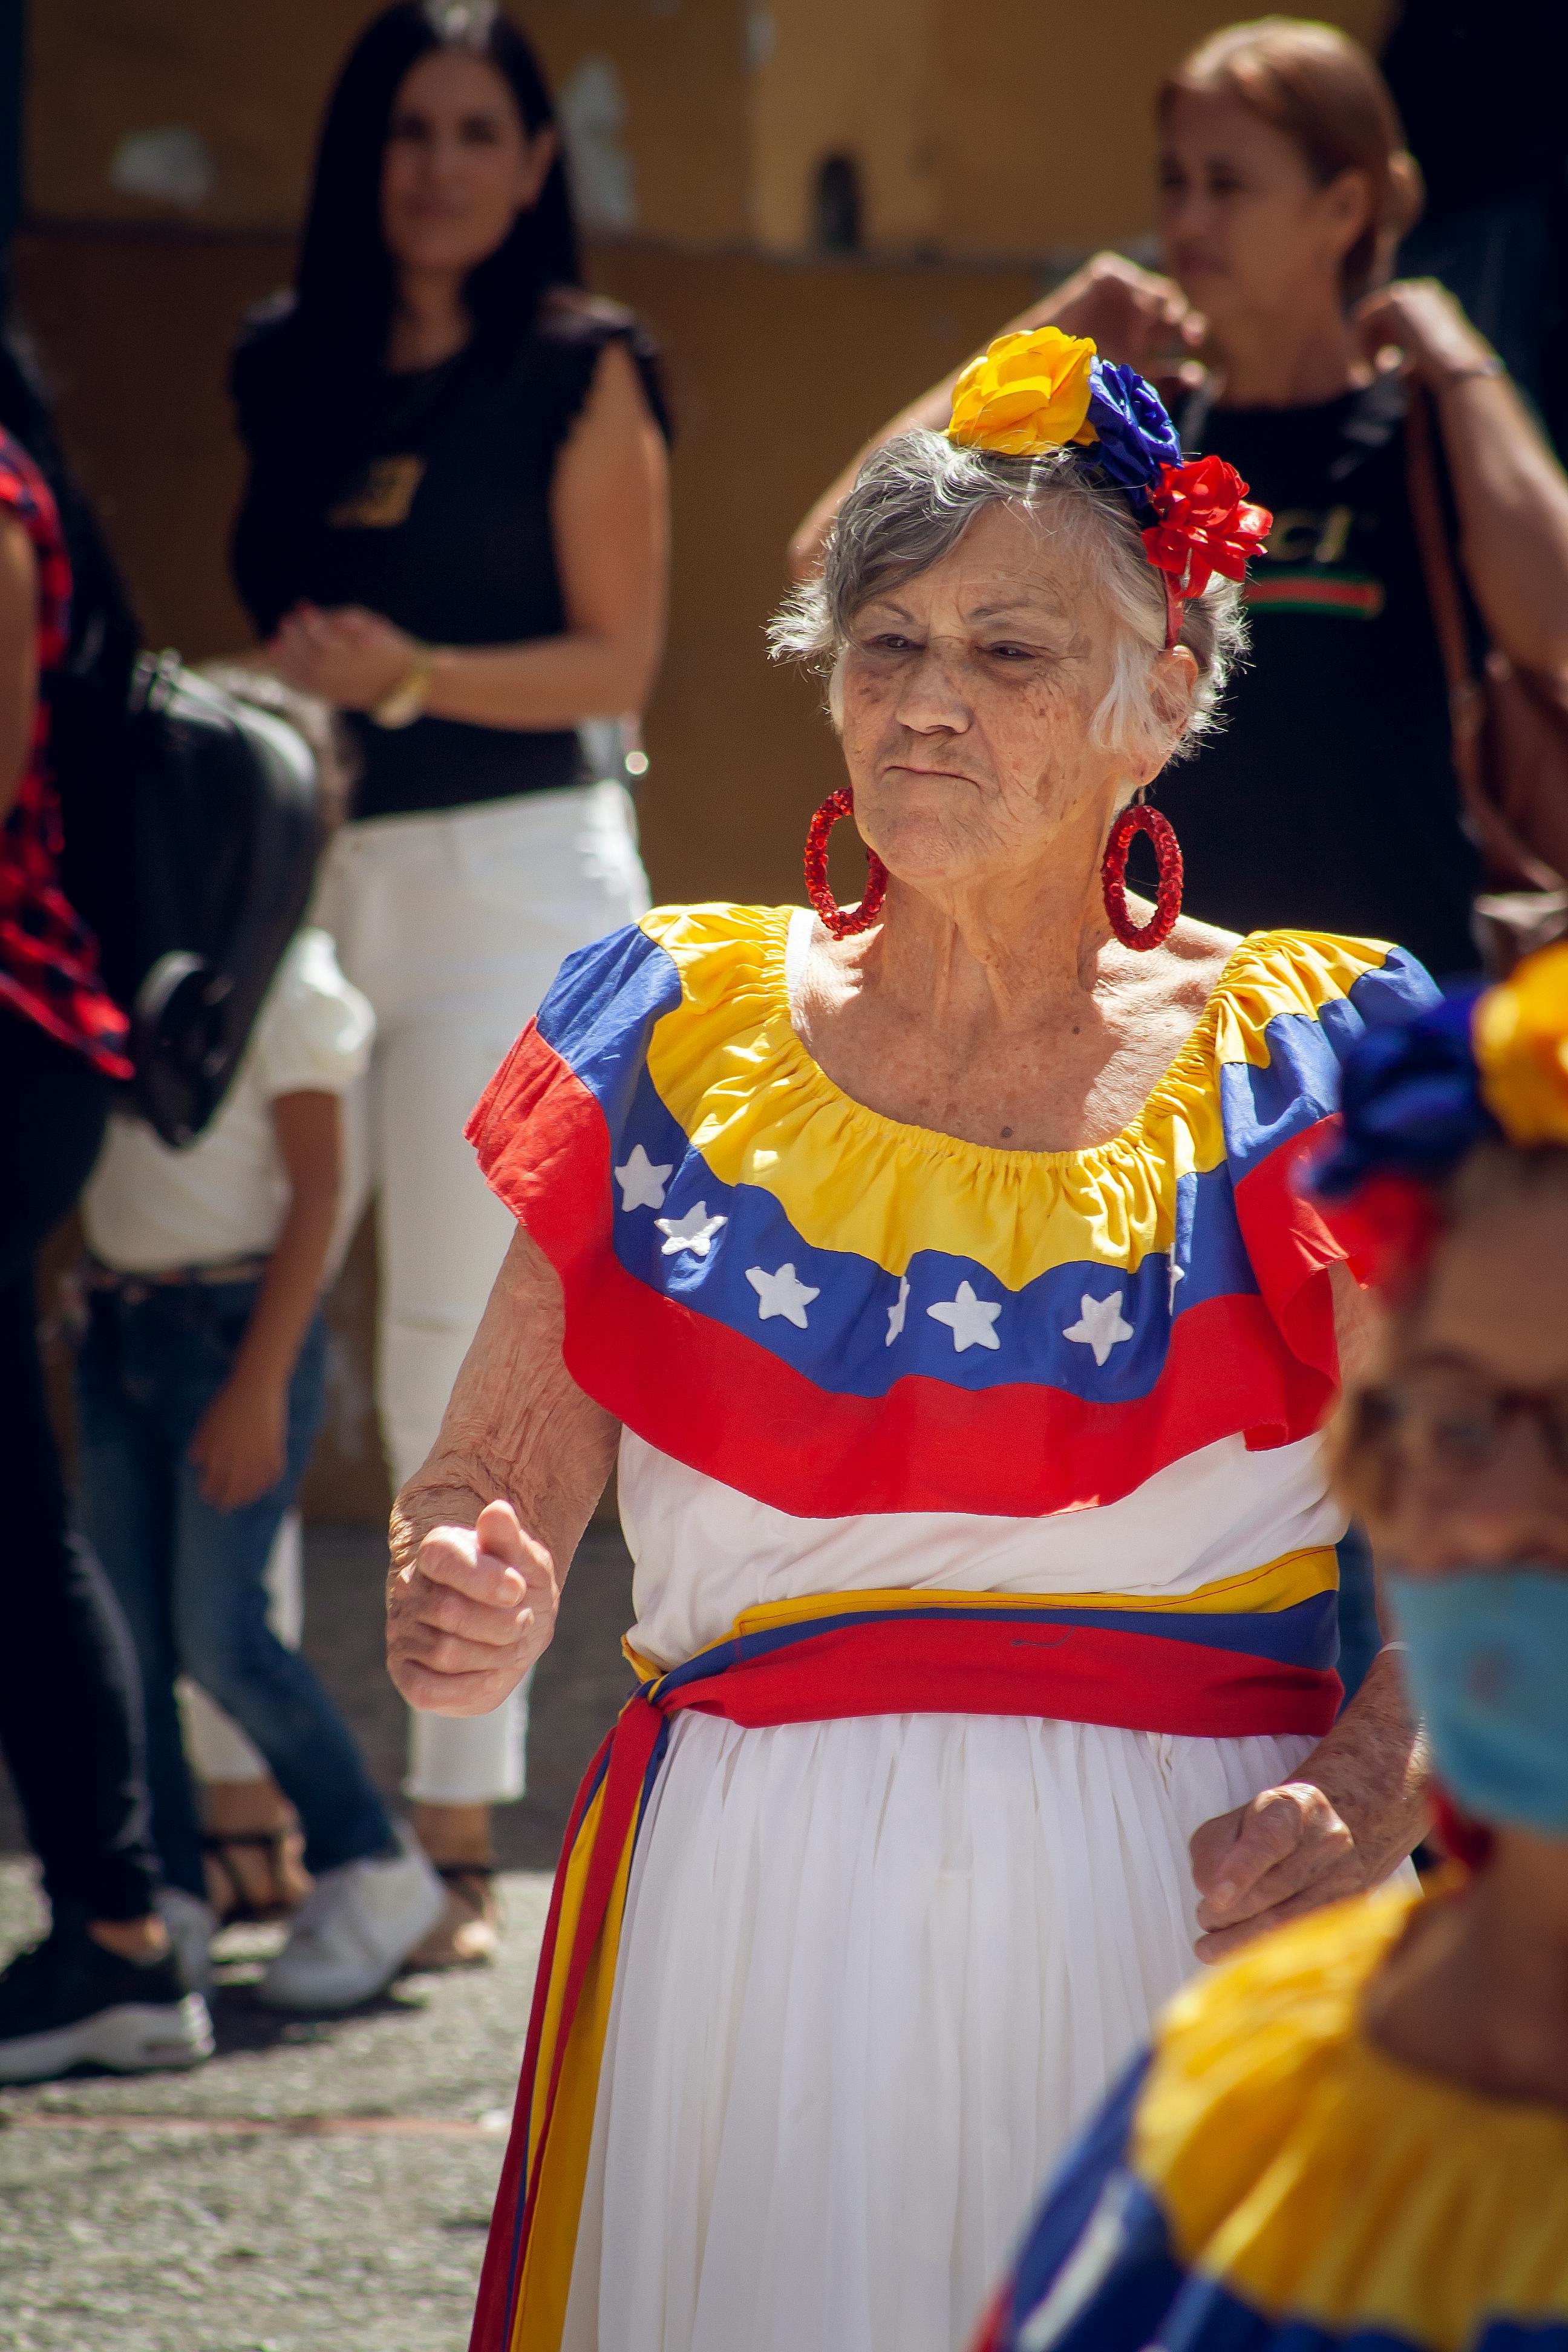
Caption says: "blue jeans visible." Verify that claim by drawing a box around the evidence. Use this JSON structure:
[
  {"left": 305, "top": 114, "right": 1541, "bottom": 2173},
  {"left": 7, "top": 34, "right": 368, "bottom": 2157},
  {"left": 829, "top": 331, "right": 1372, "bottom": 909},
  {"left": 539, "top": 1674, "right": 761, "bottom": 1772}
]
[{"left": 74, "top": 1278, "right": 396, "bottom": 1898}]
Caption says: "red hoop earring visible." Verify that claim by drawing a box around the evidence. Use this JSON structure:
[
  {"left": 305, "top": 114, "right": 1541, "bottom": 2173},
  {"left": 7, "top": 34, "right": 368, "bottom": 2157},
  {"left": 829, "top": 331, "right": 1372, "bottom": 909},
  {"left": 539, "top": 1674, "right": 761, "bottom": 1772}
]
[
  {"left": 804, "top": 788, "right": 889, "bottom": 938},
  {"left": 1101, "top": 804, "right": 1183, "bottom": 951}
]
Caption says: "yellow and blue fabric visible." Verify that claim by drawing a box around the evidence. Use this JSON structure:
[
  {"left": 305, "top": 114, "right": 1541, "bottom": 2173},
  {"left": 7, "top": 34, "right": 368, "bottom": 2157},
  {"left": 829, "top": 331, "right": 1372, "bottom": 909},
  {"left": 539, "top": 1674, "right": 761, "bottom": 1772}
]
[
  {"left": 976, "top": 1887, "right": 1568, "bottom": 2352},
  {"left": 467, "top": 903, "right": 1435, "bottom": 1523}
]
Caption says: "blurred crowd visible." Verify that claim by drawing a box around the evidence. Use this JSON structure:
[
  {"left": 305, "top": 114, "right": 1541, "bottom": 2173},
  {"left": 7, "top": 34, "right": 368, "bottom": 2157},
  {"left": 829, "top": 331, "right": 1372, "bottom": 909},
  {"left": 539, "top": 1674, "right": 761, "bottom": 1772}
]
[{"left": 0, "top": 2, "right": 1564, "bottom": 2348}]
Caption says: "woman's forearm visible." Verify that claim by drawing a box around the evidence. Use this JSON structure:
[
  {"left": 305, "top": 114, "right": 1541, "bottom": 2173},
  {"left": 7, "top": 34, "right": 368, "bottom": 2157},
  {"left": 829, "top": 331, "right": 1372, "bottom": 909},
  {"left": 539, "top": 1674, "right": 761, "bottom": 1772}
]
[
  {"left": 388, "top": 1226, "right": 619, "bottom": 1606},
  {"left": 1436, "top": 373, "right": 1568, "bottom": 676},
  {"left": 232, "top": 1091, "right": 341, "bottom": 1393},
  {"left": 419, "top": 627, "right": 660, "bottom": 733},
  {"left": 1296, "top": 1645, "right": 1431, "bottom": 1877}
]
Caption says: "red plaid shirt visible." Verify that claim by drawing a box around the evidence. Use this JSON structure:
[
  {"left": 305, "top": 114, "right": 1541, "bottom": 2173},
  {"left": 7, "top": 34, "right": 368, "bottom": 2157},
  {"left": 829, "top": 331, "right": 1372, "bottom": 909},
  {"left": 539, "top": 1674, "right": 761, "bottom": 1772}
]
[{"left": 0, "top": 433, "right": 131, "bottom": 1079}]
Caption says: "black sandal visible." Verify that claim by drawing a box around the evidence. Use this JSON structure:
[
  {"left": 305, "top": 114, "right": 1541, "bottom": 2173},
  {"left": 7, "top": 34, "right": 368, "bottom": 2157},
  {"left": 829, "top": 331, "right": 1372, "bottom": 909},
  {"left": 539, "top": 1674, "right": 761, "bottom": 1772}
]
[{"left": 201, "top": 1829, "right": 309, "bottom": 1924}]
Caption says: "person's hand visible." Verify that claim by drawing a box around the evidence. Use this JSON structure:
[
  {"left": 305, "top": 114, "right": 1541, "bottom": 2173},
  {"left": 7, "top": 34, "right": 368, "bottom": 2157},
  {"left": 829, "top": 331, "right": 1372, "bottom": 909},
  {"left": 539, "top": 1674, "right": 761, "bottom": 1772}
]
[
  {"left": 267, "top": 602, "right": 418, "bottom": 711},
  {"left": 1188, "top": 1776, "right": 1399, "bottom": 1965},
  {"left": 387, "top": 1500, "right": 558, "bottom": 1717},
  {"left": 1351, "top": 278, "right": 1500, "bottom": 393},
  {"left": 188, "top": 1367, "right": 288, "bottom": 1512},
  {"left": 1012, "top": 250, "right": 1206, "bottom": 379}
]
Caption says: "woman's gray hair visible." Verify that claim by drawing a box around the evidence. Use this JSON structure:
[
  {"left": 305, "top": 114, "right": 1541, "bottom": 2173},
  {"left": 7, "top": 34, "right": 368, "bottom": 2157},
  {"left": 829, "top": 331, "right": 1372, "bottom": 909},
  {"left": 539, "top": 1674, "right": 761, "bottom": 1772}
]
[{"left": 769, "top": 429, "right": 1249, "bottom": 774}]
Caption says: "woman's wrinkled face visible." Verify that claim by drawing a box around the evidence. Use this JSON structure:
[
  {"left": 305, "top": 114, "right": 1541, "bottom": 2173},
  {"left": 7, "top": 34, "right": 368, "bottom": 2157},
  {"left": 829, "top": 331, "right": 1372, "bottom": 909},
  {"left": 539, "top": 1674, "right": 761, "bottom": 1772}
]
[
  {"left": 381, "top": 51, "right": 554, "bottom": 278},
  {"left": 1351, "top": 1180, "right": 1568, "bottom": 1580},
  {"left": 1157, "top": 88, "right": 1370, "bottom": 331},
  {"left": 835, "top": 503, "right": 1151, "bottom": 890}
]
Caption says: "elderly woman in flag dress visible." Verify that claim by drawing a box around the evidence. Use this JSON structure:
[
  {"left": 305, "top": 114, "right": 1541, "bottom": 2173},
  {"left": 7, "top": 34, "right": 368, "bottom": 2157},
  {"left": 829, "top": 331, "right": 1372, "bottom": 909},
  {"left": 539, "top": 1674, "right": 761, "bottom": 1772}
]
[{"left": 385, "top": 330, "right": 1434, "bottom": 2352}]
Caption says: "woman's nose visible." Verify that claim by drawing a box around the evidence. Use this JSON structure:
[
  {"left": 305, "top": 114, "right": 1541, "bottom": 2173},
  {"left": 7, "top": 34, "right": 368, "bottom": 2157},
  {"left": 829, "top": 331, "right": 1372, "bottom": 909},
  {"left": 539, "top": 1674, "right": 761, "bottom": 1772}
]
[{"left": 893, "top": 648, "right": 972, "bottom": 734}]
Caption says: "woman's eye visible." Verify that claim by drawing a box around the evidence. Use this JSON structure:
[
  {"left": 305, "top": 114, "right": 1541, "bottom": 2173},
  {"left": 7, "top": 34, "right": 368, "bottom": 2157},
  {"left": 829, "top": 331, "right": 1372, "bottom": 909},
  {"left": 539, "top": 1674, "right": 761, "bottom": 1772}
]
[
  {"left": 986, "top": 642, "right": 1036, "bottom": 661},
  {"left": 866, "top": 633, "right": 917, "bottom": 653},
  {"left": 460, "top": 116, "right": 505, "bottom": 144}
]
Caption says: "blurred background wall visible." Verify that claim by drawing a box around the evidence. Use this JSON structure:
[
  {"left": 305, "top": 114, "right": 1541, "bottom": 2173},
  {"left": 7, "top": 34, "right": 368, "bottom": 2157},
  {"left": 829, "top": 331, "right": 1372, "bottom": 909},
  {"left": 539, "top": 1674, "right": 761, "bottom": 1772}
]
[{"left": 11, "top": 0, "right": 1392, "bottom": 1517}]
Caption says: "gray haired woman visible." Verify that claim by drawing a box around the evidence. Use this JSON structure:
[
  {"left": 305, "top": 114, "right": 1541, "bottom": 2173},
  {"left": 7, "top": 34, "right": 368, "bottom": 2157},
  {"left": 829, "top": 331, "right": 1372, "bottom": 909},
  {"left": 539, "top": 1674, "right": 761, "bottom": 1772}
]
[{"left": 391, "top": 339, "right": 1432, "bottom": 2352}]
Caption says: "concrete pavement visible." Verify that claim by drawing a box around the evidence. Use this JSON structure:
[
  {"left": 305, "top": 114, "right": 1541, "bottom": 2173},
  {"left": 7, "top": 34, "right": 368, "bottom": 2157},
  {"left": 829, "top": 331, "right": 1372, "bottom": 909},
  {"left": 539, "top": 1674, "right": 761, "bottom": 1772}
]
[{"left": 0, "top": 1523, "right": 635, "bottom": 2352}]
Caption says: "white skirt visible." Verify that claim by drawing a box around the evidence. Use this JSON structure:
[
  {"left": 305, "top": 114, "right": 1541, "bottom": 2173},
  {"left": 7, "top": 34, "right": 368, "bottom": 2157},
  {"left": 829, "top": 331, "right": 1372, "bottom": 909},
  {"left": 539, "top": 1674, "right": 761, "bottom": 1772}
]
[{"left": 560, "top": 1708, "right": 1313, "bottom": 2352}]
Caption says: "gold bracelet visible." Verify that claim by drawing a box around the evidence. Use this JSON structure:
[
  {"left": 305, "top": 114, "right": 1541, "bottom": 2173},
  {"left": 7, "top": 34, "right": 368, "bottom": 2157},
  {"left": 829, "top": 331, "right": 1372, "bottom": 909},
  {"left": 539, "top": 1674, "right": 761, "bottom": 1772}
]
[{"left": 370, "top": 647, "right": 436, "bottom": 729}]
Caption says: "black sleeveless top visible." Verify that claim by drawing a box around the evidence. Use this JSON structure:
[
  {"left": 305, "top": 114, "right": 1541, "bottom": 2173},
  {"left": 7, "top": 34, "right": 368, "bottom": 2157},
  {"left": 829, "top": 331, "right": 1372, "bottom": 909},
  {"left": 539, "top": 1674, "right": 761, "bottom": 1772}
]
[{"left": 230, "top": 295, "right": 668, "bottom": 823}]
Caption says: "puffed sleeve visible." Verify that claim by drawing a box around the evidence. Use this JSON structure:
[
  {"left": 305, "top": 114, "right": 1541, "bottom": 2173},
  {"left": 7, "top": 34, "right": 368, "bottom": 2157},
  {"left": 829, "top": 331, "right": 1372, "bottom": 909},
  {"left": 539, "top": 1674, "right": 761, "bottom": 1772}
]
[
  {"left": 250, "top": 927, "right": 375, "bottom": 1099},
  {"left": 1218, "top": 933, "right": 1440, "bottom": 1382},
  {"left": 466, "top": 920, "right": 680, "bottom": 1272}
]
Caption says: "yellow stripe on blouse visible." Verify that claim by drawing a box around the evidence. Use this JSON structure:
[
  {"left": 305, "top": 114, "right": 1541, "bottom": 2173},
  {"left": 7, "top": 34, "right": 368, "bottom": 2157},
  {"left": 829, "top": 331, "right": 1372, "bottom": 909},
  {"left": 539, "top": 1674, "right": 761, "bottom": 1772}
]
[{"left": 637, "top": 904, "right": 1393, "bottom": 1290}]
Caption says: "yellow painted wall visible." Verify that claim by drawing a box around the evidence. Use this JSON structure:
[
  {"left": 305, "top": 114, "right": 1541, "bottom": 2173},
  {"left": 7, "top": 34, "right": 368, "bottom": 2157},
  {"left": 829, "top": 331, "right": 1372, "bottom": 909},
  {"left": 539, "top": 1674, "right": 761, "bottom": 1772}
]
[
  {"left": 27, "top": 0, "right": 750, "bottom": 243},
  {"left": 924, "top": 0, "right": 1395, "bottom": 260},
  {"left": 33, "top": 0, "right": 1394, "bottom": 259},
  {"left": 748, "top": 0, "right": 941, "bottom": 253}
]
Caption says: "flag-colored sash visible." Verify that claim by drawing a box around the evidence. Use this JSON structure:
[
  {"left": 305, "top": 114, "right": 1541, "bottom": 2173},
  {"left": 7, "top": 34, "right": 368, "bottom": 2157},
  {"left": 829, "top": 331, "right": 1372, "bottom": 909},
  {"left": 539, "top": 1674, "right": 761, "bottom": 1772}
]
[{"left": 470, "top": 1552, "right": 1339, "bottom": 2352}]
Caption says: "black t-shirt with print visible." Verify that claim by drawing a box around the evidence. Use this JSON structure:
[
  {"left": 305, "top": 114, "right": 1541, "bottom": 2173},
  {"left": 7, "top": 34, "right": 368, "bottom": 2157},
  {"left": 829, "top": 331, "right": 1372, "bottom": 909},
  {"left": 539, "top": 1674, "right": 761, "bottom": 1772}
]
[{"left": 1172, "top": 377, "right": 1480, "bottom": 979}]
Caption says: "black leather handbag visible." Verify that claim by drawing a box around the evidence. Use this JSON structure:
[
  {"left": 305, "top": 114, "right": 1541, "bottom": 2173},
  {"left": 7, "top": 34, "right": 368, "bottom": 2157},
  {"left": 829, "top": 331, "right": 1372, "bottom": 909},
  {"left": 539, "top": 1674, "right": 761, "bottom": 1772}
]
[{"left": 53, "top": 653, "right": 324, "bottom": 1145}]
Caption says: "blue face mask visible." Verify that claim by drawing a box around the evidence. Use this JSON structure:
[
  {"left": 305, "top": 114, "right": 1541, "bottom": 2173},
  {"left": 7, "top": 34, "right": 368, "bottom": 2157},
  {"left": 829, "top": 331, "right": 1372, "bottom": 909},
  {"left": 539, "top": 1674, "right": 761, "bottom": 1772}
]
[{"left": 1383, "top": 1567, "right": 1568, "bottom": 1840}]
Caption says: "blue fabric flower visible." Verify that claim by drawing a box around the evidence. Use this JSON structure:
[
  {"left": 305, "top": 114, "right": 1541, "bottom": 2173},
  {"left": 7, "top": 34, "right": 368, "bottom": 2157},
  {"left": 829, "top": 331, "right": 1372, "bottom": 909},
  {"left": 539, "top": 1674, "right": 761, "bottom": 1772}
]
[
  {"left": 1312, "top": 985, "right": 1497, "bottom": 1199},
  {"left": 1082, "top": 361, "right": 1183, "bottom": 496}
]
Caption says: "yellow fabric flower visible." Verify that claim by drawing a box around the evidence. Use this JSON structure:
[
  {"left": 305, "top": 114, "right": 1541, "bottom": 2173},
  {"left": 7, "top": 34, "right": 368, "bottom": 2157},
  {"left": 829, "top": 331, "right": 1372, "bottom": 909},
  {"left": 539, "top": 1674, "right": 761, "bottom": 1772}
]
[
  {"left": 1474, "top": 940, "right": 1568, "bottom": 1145},
  {"left": 947, "top": 327, "right": 1098, "bottom": 457}
]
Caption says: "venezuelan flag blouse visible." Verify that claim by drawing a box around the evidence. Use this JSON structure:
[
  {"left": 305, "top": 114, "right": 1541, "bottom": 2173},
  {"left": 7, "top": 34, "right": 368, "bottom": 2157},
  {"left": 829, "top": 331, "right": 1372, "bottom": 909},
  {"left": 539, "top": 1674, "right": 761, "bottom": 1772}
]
[{"left": 466, "top": 904, "right": 1436, "bottom": 2352}]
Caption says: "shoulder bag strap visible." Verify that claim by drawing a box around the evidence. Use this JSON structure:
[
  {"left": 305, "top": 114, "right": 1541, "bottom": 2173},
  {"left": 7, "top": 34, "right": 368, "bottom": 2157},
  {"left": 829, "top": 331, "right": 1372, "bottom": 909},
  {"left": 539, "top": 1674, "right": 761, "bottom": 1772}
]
[
  {"left": 1403, "top": 388, "right": 1487, "bottom": 799},
  {"left": 1403, "top": 385, "right": 1563, "bottom": 891}
]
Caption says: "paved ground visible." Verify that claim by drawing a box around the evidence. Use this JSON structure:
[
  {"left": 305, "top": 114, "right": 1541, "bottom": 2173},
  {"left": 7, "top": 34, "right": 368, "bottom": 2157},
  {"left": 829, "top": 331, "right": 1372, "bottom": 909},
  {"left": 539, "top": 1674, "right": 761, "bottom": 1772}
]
[{"left": 0, "top": 1523, "right": 636, "bottom": 2352}]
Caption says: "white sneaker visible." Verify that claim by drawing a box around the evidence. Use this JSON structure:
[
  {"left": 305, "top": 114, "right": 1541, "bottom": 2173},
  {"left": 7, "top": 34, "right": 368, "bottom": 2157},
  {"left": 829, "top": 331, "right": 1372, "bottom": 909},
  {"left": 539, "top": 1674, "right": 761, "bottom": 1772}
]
[
  {"left": 256, "top": 1830, "right": 445, "bottom": 2013},
  {"left": 156, "top": 1887, "right": 217, "bottom": 1997}
]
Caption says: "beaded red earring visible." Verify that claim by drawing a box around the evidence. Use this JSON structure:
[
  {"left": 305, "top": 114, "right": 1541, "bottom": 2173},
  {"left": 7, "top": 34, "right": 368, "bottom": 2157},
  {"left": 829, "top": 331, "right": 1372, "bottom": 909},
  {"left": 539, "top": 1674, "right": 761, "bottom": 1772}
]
[
  {"left": 803, "top": 788, "right": 889, "bottom": 938},
  {"left": 1101, "top": 804, "right": 1183, "bottom": 951}
]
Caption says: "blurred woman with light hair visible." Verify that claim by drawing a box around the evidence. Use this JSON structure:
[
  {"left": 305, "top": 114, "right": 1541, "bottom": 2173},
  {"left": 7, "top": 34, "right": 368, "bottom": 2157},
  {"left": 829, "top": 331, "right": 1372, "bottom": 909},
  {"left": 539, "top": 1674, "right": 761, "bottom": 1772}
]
[{"left": 794, "top": 15, "right": 1568, "bottom": 984}]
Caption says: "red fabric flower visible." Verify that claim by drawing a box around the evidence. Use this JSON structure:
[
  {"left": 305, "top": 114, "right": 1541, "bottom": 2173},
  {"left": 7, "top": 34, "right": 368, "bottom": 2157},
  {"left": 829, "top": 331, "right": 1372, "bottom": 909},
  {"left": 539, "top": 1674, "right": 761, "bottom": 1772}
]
[{"left": 1140, "top": 456, "right": 1272, "bottom": 596}]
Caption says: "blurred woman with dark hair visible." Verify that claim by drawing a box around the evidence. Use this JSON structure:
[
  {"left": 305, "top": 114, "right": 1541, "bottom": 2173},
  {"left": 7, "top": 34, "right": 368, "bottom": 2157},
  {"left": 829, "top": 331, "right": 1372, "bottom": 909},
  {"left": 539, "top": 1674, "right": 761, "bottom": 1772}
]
[
  {"left": 792, "top": 16, "right": 1568, "bottom": 987},
  {"left": 232, "top": 0, "right": 671, "bottom": 1959}
]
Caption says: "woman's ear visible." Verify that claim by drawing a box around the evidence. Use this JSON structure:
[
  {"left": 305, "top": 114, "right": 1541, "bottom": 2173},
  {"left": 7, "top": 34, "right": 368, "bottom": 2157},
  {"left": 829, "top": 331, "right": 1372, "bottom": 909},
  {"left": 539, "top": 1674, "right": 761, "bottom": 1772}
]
[
  {"left": 1148, "top": 642, "right": 1198, "bottom": 769},
  {"left": 1321, "top": 165, "right": 1375, "bottom": 266}
]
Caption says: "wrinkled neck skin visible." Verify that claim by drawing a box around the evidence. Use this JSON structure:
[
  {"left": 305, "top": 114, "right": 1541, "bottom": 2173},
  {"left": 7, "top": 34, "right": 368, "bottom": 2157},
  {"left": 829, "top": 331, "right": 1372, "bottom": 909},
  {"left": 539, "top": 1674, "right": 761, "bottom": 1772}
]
[
  {"left": 1366, "top": 1827, "right": 1568, "bottom": 2110},
  {"left": 864, "top": 791, "right": 1117, "bottom": 1042}
]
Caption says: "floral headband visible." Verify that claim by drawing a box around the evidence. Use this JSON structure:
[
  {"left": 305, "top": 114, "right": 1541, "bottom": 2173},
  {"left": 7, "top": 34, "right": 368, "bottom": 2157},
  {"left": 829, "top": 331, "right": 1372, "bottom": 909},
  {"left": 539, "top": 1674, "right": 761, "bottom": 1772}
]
[
  {"left": 1309, "top": 942, "right": 1568, "bottom": 1292},
  {"left": 946, "top": 327, "right": 1272, "bottom": 647}
]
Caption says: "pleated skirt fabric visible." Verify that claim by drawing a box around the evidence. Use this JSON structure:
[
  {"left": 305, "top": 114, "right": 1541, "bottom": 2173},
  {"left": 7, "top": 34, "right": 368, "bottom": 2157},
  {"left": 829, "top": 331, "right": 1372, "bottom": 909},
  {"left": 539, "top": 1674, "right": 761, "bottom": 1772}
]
[{"left": 558, "top": 1708, "right": 1314, "bottom": 2352}]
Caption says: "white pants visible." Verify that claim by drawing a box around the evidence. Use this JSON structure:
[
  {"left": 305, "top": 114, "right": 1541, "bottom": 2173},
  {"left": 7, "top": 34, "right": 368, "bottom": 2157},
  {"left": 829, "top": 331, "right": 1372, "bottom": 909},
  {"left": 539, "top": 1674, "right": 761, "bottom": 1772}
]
[{"left": 317, "top": 782, "right": 650, "bottom": 1805}]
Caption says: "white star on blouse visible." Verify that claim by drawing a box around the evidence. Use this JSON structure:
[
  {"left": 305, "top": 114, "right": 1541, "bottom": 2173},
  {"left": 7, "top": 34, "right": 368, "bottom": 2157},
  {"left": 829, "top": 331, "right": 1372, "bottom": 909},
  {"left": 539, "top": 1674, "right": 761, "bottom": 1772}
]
[
  {"left": 886, "top": 1274, "right": 910, "bottom": 1347},
  {"left": 613, "top": 1143, "right": 673, "bottom": 1213},
  {"left": 746, "top": 1263, "right": 820, "bottom": 1328},
  {"left": 927, "top": 1279, "right": 1002, "bottom": 1353},
  {"left": 1062, "top": 1290, "right": 1135, "bottom": 1367},
  {"left": 1167, "top": 1257, "right": 1186, "bottom": 1315},
  {"left": 655, "top": 1201, "right": 727, "bottom": 1258}
]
